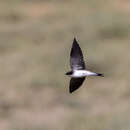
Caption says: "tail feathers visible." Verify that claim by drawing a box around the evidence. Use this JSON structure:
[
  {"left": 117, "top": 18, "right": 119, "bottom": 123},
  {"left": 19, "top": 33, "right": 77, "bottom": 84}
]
[{"left": 96, "top": 73, "right": 104, "bottom": 77}]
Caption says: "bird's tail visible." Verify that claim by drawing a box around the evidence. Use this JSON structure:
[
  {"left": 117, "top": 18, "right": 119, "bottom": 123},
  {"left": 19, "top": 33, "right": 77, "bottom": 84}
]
[{"left": 96, "top": 73, "right": 104, "bottom": 77}]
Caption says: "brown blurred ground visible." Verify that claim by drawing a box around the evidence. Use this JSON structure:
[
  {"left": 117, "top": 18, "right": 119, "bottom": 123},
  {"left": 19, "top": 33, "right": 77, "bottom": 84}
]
[{"left": 0, "top": 0, "right": 130, "bottom": 130}]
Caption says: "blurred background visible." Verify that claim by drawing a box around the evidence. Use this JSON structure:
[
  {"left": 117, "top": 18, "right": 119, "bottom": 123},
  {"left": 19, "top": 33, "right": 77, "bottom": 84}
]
[{"left": 0, "top": 0, "right": 130, "bottom": 130}]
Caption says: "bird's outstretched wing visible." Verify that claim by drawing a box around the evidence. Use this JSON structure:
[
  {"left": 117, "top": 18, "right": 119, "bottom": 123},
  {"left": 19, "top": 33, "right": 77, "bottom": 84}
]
[
  {"left": 69, "top": 77, "right": 85, "bottom": 93},
  {"left": 70, "top": 38, "right": 86, "bottom": 70}
]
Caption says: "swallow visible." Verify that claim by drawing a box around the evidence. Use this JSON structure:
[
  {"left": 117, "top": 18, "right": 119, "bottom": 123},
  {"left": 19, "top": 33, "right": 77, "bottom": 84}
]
[{"left": 66, "top": 38, "right": 104, "bottom": 93}]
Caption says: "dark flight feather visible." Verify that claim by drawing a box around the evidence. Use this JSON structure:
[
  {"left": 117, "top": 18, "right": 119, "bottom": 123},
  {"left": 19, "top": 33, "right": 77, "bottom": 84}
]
[
  {"left": 70, "top": 38, "right": 86, "bottom": 70},
  {"left": 69, "top": 77, "right": 85, "bottom": 93}
]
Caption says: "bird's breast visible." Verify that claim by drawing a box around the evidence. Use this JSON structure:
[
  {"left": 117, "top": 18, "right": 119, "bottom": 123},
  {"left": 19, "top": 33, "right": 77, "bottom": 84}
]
[{"left": 72, "top": 70, "right": 87, "bottom": 78}]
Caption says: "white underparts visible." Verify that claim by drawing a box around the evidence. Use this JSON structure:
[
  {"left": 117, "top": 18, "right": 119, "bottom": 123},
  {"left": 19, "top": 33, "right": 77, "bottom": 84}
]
[{"left": 71, "top": 70, "right": 97, "bottom": 78}]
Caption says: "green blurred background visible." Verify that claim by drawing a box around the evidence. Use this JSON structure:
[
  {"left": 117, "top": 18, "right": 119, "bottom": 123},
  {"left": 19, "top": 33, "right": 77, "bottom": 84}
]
[{"left": 0, "top": 0, "right": 130, "bottom": 130}]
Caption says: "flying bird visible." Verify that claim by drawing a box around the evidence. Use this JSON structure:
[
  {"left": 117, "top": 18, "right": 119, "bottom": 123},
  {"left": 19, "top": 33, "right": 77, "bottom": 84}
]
[{"left": 66, "top": 38, "right": 104, "bottom": 93}]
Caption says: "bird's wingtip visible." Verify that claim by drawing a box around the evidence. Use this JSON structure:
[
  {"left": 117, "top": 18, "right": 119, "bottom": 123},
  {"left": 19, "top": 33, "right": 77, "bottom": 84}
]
[
  {"left": 73, "top": 37, "right": 79, "bottom": 46},
  {"left": 73, "top": 37, "right": 77, "bottom": 42},
  {"left": 69, "top": 89, "right": 73, "bottom": 93}
]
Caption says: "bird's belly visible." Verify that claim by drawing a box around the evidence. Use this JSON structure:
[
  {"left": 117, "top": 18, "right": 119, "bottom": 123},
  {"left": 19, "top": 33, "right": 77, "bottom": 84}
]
[{"left": 72, "top": 70, "right": 87, "bottom": 78}]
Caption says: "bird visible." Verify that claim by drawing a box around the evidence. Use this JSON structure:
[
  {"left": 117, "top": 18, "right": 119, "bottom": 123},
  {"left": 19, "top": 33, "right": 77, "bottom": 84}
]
[{"left": 66, "top": 38, "right": 104, "bottom": 93}]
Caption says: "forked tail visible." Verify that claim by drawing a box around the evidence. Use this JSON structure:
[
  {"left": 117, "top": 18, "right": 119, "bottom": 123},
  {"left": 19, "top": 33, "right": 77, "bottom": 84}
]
[{"left": 96, "top": 73, "right": 104, "bottom": 77}]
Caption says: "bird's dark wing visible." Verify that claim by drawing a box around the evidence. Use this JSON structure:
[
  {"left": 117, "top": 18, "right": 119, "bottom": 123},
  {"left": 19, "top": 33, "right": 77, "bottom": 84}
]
[
  {"left": 69, "top": 77, "right": 85, "bottom": 93},
  {"left": 70, "top": 38, "right": 86, "bottom": 70}
]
